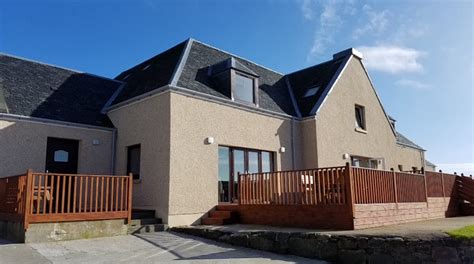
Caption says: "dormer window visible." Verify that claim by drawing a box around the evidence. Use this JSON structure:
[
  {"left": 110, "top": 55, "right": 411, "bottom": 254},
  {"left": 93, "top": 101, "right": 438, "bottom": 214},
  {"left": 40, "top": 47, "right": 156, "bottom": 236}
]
[
  {"left": 209, "top": 57, "right": 259, "bottom": 106},
  {"left": 233, "top": 71, "right": 257, "bottom": 104}
]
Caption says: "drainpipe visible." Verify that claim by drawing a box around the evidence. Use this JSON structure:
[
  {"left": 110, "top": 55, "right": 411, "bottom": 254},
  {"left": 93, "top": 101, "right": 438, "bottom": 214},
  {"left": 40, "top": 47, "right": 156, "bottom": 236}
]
[{"left": 111, "top": 129, "right": 117, "bottom": 175}]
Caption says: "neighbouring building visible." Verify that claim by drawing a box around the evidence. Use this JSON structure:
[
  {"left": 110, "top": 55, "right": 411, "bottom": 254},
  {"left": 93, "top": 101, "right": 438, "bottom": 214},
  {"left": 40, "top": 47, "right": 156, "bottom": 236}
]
[{"left": 0, "top": 38, "right": 430, "bottom": 226}]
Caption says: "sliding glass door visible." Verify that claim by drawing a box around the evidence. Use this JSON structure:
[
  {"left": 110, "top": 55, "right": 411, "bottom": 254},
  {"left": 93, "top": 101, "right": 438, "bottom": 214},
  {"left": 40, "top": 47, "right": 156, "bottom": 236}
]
[{"left": 218, "top": 146, "right": 274, "bottom": 203}]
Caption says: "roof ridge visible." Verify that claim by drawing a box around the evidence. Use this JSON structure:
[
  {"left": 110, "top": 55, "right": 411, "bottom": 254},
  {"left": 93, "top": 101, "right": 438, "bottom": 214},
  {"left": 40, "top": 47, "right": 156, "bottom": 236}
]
[
  {"left": 190, "top": 38, "right": 285, "bottom": 76},
  {"left": 286, "top": 58, "right": 335, "bottom": 77},
  {"left": 169, "top": 38, "right": 193, "bottom": 86},
  {"left": 0, "top": 52, "right": 122, "bottom": 84},
  {"left": 0, "top": 52, "right": 84, "bottom": 74}
]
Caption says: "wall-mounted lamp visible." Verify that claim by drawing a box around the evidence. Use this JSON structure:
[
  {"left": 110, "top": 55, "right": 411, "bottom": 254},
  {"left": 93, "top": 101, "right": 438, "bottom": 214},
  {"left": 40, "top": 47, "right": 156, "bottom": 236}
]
[
  {"left": 280, "top": 147, "right": 286, "bottom": 153},
  {"left": 342, "top": 153, "right": 350, "bottom": 160},
  {"left": 92, "top": 139, "right": 100, "bottom": 145},
  {"left": 205, "top": 137, "right": 215, "bottom": 145}
]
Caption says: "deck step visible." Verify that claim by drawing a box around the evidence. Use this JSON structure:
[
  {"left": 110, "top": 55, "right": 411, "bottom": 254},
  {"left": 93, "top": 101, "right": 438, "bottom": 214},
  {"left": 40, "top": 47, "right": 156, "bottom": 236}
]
[
  {"left": 202, "top": 217, "right": 230, "bottom": 225},
  {"left": 209, "top": 210, "right": 233, "bottom": 218},
  {"left": 216, "top": 204, "right": 239, "bottom": 211},
  {"left": 127, "top": 224, "right": 168, "bottom": 234}
]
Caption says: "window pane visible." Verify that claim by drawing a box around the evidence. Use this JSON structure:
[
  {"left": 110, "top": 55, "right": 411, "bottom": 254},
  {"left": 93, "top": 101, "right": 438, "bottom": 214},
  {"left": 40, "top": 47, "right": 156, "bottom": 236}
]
[
  {"left": 218, "top": 147, "right": 230, "bottom": 202},
  {"left": 233, "top": 150, "right": 245, "bottom": 175},
  {"left": 54, "top": 150, "right": 69, "bottom": 162},
  {"left": 261, "top": 152, "right": 272, "bottom": 172},
  {"left": 234, "top": 74, "right": 254, "bottom": 103},
  {"left": 248, "top": 151, "right": 259, "bottom": 173},
  {"left": 355, "top": 106, "right": 365, "bottom": 129},
  {"left": 127, "top": 145, "right": 141, "bottom": 180}
]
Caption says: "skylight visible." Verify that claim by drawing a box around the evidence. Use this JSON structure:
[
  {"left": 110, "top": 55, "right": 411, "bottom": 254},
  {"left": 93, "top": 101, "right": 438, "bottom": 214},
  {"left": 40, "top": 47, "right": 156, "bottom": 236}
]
[
  {"left": 304, "top": 86, "right": 320, "bottom": 97},
  {"left": 142, "top": 64, "right": 151, "bottom": 71}
]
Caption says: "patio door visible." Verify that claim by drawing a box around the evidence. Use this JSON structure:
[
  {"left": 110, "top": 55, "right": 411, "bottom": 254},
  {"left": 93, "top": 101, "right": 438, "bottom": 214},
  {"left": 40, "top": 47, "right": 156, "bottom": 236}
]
[{"left": 218, "top": 146, "right": 274, "bottom": 203}]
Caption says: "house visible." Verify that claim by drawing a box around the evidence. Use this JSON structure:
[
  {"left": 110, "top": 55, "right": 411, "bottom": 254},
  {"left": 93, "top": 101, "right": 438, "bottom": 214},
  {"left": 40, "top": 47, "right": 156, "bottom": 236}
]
[{"left": 0, "top": 39, "right": 429, "bottom": 226}]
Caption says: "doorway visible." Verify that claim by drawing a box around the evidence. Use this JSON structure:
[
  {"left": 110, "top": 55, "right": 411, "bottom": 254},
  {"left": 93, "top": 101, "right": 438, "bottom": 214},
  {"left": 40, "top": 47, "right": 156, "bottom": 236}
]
[{"left": 218, "top": 146, "right": 274, "bottom": 203}]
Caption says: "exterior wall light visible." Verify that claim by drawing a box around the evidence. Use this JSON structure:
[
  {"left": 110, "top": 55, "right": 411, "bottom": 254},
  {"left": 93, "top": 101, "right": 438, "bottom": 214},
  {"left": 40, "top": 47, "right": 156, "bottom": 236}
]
[
  {"left": 205, "top": 137, "right": 215, "bottom": 145},
  {"left": 92, "top": 139, "right": 100, "bottom": 145},
  {"left": 343, "top": 153, "right": 350, "bottom": 160},
  {"left": 280, "top": 147, "right": 286, "bottom": 153}
]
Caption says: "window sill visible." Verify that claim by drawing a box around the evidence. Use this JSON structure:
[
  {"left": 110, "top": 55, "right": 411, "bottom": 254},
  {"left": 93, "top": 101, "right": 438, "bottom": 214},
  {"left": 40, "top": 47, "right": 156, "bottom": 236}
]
[
  {"left": 133, "top": 179, "right": 142, "bottom": 184},
  {"left": 355, "top": 127, "right": 367, "bottom": 134}
]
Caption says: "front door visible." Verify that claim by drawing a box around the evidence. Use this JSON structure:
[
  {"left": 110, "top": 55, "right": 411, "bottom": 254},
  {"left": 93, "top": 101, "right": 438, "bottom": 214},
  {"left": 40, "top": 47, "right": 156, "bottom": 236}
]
[
  {"left": 45, "top": 137, "right": 79, "bottom": 173},
  {"left": 218, "top": 146, "right": 274, "bottom": 203}
]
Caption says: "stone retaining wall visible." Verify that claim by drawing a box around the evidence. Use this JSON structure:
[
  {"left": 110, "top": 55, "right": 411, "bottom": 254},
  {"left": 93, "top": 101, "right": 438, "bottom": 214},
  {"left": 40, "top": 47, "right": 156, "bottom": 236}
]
[
  {"left": 171, "top": 226, "right": 474, "bottom": 263},
  {"left": 354, "top": 198, "right": 457, "bottom": 229}
]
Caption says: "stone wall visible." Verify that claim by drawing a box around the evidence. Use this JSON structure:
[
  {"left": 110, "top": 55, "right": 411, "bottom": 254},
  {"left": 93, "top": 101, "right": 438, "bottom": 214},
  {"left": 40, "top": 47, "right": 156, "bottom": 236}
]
[
  {"left": 171, "top": 226, "right": 474, "bottom": 264},
  {"left": 354, "top": 198, "right": 456, "bottom": 229}
]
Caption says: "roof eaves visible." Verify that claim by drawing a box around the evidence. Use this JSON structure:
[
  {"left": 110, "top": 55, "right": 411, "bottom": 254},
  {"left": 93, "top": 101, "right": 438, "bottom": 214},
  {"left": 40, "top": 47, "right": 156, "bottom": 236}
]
[{"left": 170, "top": 38, "right": 194, "bottom": 86}]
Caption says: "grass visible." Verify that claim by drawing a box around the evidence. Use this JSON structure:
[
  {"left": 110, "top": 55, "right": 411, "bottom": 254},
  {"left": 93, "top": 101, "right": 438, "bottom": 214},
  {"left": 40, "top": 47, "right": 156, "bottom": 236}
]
[{"left": 447, "top": 225, "right": 474, "bottom": 239}]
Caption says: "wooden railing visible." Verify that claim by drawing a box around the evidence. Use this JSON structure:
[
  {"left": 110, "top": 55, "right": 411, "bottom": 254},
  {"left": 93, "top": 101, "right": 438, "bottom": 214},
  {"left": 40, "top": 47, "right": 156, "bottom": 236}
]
[
  {"left": 0, "top": 173, "right": 28, "bottom": 222},
  {"left": 238, "top": 165, "right": 350, "bottom": 205},
  {"left": 238, "top": 164, "right": 470, "bottom": 207},
  {"left": 457, "top": 175, "right": 474, "bottom": 204},
  {"left": 0, "top": 170, "right": 133, "bottom": 229}
]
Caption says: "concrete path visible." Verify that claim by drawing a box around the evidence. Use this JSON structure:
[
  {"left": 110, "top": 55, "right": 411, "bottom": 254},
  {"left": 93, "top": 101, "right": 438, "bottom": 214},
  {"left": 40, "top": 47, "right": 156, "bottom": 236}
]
[
  {"left": 196, "top": 216, "right": 474, "bottom": 239},
  {"left": 0, "top": 232, "right": 322, "bottom": 264}
]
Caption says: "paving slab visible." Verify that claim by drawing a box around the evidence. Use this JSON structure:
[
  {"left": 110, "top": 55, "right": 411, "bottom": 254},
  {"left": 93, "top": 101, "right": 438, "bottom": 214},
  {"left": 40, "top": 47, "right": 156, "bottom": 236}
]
[{"left": 1, "top": 232, "right": 322, "bottom": 263}]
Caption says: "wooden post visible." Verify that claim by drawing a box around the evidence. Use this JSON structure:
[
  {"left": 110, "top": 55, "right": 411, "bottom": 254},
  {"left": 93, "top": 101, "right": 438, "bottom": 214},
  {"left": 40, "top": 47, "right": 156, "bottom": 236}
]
[
  {"left": 391, "top": 168, "right": 398, "bottom": 207},
  {"left": 127, "top": 173, "right": 133, "bottom": 224},
  {"left": 423, "top": 170, "right": 429, "bottom": 204},
  {"left": 344, "top": 162, "right": 355, "bottom": 228},
  {"left": 439, "top": 170, "right": 446, "bottom": 199},
  {"left": 23, "top": 169, "right": 33, "bottom": 230},
  {"left": 237, "top": 172, "right": 241, "bottom": 205}
]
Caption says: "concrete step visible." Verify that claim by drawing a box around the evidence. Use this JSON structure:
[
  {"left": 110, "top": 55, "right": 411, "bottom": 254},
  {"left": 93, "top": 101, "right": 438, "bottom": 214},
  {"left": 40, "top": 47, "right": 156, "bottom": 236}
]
[
  {"left": 127, "top": 224, "right": 168, "bottom": 234},
  {"left": 130, "top": 218, "right": 162, "bottom": 226},
  {"left": 202, "top": 217, "right": 225, "bottom": 225}
]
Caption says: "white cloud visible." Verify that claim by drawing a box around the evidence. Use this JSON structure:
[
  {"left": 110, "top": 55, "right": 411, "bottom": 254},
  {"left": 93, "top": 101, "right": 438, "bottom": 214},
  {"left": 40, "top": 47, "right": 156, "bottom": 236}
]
[
  {"left": 300, "top": 0, "right": 355, "bottom": 59},
  {"left": 357, "top": 45, "right": 425, "bottom": 74},
  {"left": 353, "top": 5, "right": 390, "bottom": 39},
  {"left": 395, "top": 79, "right": 431, "bottom": 90},
  {"left": 437, "top": 163, "right": 474, "bottom": 176}
]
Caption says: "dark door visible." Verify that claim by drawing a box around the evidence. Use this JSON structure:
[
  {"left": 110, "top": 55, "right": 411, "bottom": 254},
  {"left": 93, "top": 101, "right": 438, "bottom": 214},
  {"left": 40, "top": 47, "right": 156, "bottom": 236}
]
[{"left": 45, "top": 137, "right": 79, "bottom": 174}]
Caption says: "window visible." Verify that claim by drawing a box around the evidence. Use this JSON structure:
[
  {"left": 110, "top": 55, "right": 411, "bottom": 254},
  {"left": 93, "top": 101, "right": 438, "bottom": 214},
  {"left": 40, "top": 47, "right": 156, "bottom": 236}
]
[
  {"left": 351, "top": 156, "right": 381, "bottom": 169},
  {"left": 233, "top": 72, "right": 256, "bottom": 104},
  {"left": 127, "top": 145, "right": 141, "bottom": 180},
  {"left": 304, "top": 86, "right": 320, "bottom": 97},
  {"left": 355, "top": 105, "right": 366, "bottom": 130},
  {"left": 54, "top": 150, "right": 69, "bottom": 162}
]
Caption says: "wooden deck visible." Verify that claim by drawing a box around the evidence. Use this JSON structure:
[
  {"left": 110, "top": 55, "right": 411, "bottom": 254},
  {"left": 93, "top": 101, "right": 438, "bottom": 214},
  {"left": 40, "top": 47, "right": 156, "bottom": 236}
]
[{"left": 0, "top": 170, "right": 133, "bottom": 230}]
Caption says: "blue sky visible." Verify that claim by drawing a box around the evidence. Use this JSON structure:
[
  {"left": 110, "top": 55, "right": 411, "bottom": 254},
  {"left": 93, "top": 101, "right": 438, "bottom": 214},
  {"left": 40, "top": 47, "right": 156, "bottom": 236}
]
[{"left": 1, "top": 0, "right": 473, "bottom": 174}]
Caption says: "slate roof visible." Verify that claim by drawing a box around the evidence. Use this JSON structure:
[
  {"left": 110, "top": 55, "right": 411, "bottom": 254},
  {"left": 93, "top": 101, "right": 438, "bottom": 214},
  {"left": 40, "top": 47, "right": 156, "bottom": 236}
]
[
  {"left": 0, "top": 54, "right": 122, "bottom": 127},
  {"left": 286, "top": 60, "right": 343, "bottom": 116},
  {"left": 113, "top": 41, "right": 187, "bottom": 105},
  {"left": 425, "top": 160, "right": 436, "bottom": 167},
  {"left": 396, "top": 132, "right": 424, "bottom": 150}
]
